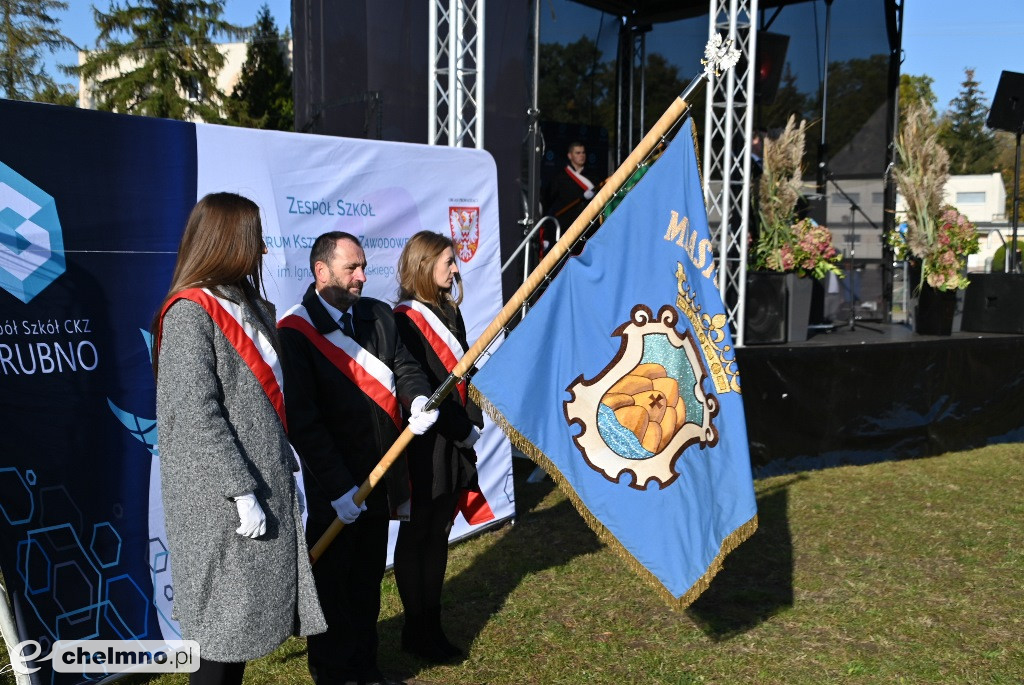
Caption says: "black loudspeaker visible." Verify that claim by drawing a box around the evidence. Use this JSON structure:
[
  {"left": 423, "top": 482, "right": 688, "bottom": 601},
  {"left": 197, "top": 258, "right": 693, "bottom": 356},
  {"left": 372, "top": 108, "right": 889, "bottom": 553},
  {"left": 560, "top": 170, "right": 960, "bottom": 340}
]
[
  {"left": 755, "top": 32, "right": 789, "bottom": 105},
  {"left": 745, "top": 272, "right": 787, "bottom": 344},
  {"left": 987, "top": 71, "right": 1024, "bottom": 133},
  {"left": 961, "top": 274, "right": 1024, "bottom": 334}
]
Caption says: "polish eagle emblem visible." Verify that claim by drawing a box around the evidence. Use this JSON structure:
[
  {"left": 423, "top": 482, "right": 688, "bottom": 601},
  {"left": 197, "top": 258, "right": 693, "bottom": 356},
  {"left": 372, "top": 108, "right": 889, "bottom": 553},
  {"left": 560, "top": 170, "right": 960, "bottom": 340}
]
[{"left": 449, "top": 206, "right": 480, "bottom": 262}]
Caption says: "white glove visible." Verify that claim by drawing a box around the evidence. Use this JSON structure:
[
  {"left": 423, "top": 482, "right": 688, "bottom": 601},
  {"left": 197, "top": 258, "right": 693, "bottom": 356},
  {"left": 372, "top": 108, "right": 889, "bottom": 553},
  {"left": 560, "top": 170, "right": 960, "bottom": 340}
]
[
  {"left": 331, "top": 485, "right": 366, "bottom": 524},
  {"left": 233, "top": 493, "right": 266, "bottom": 538},
  {"left": 583, "top": 189, "right": 595, "bottom": 200},
  {"left": 455, "top": 425, "right": 481, "bottom": 449},
  {"left": 408, "top": 395, "right": 439, "bottom": 436}
]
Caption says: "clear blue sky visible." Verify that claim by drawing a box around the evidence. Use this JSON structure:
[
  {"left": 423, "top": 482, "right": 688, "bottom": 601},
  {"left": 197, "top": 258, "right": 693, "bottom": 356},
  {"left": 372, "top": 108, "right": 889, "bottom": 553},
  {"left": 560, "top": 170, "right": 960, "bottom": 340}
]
[
  {"left": 46, "top": 0, "right": 1024, "bottom": 116},
  {"left": 902, "top": 0, "right": 1024, "bottom": 113}
]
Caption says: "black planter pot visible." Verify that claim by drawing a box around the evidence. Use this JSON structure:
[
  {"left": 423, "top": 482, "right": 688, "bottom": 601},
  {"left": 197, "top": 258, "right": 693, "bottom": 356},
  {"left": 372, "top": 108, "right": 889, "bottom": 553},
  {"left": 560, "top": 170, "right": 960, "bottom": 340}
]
[{"left": 915, "top": 284, "right": 957, "bottom": 336}]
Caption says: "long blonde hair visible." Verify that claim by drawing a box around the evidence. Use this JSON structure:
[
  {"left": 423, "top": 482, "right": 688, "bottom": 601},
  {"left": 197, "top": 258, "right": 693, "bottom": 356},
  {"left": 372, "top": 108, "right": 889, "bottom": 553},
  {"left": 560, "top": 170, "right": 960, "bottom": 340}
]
[
  {"left": 396, "top": 231, "right": 463, "bottom": 312},
  {"left": 152, "top": 192, "right": 266, "bottom": 376}
]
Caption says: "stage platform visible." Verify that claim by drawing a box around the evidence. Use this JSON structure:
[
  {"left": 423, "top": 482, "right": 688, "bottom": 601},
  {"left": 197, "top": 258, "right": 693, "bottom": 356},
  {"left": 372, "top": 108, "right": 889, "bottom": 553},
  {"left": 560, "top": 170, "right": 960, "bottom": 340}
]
[{"left": 735, "top": 322, "right": 1024, "bottom": 476}]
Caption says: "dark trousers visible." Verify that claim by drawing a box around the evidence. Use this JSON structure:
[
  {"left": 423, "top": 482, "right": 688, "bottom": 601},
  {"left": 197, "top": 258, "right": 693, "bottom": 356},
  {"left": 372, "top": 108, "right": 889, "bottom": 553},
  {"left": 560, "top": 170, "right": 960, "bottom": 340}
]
[
  {"left": 306, "top": 512, "right": 389, "bottom": 683},
  {"left": 393, "top": 492, "right": 457, "bottom": 626},
  {"left": 190, "top": 658, "right": 244, "bottom": 685}
]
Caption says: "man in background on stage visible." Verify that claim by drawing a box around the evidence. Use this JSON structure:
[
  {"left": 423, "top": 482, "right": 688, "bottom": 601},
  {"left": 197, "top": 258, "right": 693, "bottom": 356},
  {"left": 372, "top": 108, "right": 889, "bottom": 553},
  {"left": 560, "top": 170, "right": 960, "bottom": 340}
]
[
  {"left": 540, "top": 140, "right": 595, "bottom": 256},
  {"left": 278, "top": 231, "right": 438, "bottom": 685}
]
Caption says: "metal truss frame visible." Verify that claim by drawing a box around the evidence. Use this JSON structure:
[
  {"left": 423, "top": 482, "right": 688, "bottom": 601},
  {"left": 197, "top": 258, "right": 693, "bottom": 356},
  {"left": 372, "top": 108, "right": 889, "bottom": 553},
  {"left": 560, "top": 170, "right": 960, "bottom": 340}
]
[
  {"left": 613, "top": 21, "right": 654, "bottom": 167},
  {"left": 702, "top": 0, "right": 757, "bottom": 346},
  {"left": 429, "top": 0, "right": 486, "bottom": 148},
  {"left": 428, "top": 0, "right": 759, "bottom": 339}
]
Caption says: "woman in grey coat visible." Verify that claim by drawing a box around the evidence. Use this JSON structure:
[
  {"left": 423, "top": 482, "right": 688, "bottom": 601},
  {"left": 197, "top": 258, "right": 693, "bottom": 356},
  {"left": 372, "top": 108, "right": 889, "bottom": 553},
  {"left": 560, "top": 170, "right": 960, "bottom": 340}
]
[{"left": 153, "top": 193, "right": 325, "bottom": 685}]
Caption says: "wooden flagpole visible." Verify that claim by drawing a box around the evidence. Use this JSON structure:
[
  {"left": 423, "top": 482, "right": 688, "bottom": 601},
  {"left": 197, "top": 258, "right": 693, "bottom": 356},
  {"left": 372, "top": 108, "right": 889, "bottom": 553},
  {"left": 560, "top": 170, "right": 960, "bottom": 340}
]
[{"left": 309, "top": 37, "right": 740, "bottom": 563}]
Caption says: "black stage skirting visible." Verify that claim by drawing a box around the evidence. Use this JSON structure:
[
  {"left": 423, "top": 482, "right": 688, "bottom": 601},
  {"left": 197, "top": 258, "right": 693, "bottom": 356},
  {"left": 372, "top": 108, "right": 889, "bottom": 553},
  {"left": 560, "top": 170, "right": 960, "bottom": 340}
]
[{"left": 736, "top": 323, "right": 1024, "bottom": 476}]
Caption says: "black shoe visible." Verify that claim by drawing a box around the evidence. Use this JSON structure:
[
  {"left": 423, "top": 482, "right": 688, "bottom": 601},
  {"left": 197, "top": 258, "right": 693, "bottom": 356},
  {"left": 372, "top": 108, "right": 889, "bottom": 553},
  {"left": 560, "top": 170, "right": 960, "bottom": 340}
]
[
  {"left": 433, "top": 629, "right": 464, "bottom": 660},
  {"left": 401, "top": 626, "right": 460, "bottom": 664},
  {"left": 310, "top": 663, "right": 351, "bottom": 685},
  {"left": 360, "top": 669, "right": 405, "bottom": 685}
]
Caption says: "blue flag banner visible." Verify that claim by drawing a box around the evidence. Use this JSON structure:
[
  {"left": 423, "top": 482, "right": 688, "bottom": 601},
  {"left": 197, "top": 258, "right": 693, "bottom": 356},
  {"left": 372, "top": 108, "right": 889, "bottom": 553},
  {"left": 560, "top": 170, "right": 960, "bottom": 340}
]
[{"left": 472, "top": 120, "right": 757, "bottom": 607}]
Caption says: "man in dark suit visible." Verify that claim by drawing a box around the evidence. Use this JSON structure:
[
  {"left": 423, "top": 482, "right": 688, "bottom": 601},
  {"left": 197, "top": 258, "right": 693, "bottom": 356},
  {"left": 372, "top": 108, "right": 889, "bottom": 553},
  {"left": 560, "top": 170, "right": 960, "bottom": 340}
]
[
  {"left": 279, "top": 231, "right": 437, "bottom": 685},
  {"left": 540, "top": 140, "right": 596, "bottom": 256}
]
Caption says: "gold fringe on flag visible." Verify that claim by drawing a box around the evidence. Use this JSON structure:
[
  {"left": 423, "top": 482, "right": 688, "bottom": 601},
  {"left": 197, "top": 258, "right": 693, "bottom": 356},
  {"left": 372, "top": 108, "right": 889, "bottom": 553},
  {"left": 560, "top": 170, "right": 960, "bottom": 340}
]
[{"left": 470, "top": 385, "right": 758, "bottom": 611}]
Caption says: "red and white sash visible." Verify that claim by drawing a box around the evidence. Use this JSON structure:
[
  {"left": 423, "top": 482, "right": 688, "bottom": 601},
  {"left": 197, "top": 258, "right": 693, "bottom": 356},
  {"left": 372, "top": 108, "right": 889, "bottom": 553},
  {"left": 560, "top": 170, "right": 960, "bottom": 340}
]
[
  {"left": 278, "top": 304, "right": 401, "bottom": 427},
  {"left": 159, "top": 288, "right": 287, "bottom": 432},
  {"left": 457, "top": 486, "right": 495, "bottom": 525},
  {"left": 564, "top": 165, "right": 594, "bottom": 192},
  {"left": 395, "top": 300, "right": 494, "bottom": 525},
  {"left": 394, "top": 300, "right": 466, "bottom": 404}
]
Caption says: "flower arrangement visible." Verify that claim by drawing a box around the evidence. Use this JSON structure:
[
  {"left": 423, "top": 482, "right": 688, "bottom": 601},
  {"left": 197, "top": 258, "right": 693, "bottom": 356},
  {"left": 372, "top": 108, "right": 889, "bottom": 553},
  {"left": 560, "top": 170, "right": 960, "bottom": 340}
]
[
  {"left": 773, "top": 217, "right": 844, "bottom": 279},
  {"left": 888, "top": 99, "right": 980, "bottom": 291},
  {"left": 753, "top": 115, "right": 843, "bottom": 279},
  {"left": 889, "top": 208, "right": 979, "bottom": 290}
]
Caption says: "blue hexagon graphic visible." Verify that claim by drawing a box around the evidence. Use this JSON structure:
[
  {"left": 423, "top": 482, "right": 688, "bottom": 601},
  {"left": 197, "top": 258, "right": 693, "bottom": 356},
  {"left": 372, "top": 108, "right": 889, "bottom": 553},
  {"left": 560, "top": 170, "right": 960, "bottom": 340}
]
[
  {"left": 0, "top": 161, "right": 65, "bottom": 303},
  {"left": 55, "top": 602, "right": 101, "bottom": 641},
  {"left": 90, "top": 522, "right": 121, "bottom": 568},
  {"left": 503, "top": 469, "right": 515, "bottom": 505},
  {"left": 22, "top": 523, "right": 103, "bottom": 642},
  {"left": 17, "top": 538, "right": 50, "bottom": 594},
  {"left": 0, "top": 467, "right": 34, "bottom": 525},
  {"left": 148, "top": 537, "right": 169, "bottom": 574},
  {"left": 104, "top": 575, "right": 149, "bottom": 640},
  {"left": 39, "top": 486, "right": 83, "bottom": 547},
  {"left": 163, "top": 584, "right": 173, "bottom": 601},
  {"left": 53, "top": 560, "right": 96, "bottom": 626}
]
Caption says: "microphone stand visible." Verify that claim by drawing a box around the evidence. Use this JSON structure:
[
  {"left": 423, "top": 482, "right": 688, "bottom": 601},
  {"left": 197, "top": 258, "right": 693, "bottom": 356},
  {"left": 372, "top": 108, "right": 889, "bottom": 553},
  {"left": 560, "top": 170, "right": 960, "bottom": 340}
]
[{"left": 824, "top": 168, "right": 883, "bottom": 333}]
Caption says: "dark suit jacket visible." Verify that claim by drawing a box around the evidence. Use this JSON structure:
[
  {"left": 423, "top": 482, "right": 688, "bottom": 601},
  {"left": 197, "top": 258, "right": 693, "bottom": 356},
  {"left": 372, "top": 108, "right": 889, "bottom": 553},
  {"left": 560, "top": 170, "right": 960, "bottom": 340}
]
[
  {"left": 543, "top": 165, "right": 593, "bottom": 229},
  {"left": 279, "top": 284, "right": 431, "bottom": 526}
]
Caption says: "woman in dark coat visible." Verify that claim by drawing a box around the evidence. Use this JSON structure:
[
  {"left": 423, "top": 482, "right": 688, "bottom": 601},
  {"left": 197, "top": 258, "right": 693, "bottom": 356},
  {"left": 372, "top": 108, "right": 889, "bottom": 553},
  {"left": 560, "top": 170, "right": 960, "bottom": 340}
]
[
  {"left": 153, "top": 193, "right": 325, "bottom": 685},
  {"left": 393, "top": 231, "right": 485, "bottom": 663}
]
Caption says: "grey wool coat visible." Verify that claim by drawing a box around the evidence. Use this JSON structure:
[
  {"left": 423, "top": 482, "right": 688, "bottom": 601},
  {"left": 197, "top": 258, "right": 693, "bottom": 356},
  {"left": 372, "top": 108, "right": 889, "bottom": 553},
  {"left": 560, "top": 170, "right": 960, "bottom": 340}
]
[{"left": 156, "top": 287, "right": 326, "bottom": 662}]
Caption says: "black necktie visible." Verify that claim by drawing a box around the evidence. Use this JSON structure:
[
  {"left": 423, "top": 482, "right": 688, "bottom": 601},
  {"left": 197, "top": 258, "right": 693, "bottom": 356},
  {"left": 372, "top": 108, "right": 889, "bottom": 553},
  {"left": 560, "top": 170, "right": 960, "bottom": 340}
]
[{"left": 339, "top": 311, "right": 355, "bottom": 337}]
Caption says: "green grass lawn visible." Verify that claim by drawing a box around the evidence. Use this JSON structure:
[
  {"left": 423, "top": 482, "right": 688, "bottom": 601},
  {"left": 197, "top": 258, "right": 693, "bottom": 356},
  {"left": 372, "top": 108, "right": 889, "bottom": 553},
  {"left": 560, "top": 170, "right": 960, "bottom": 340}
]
[{"left": 4, "top": 443, "right": 1022, "bottom": 684}]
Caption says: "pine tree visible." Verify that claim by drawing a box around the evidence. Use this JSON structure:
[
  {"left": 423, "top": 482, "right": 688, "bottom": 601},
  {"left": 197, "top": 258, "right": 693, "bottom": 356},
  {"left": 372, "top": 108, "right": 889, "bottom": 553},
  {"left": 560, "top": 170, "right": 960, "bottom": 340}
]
[
  {"left": 34, "top": 80, "right": 77, "bottom": 106},
  {"left": 0, "top": 0, "right": 76, "bottom": 101},
  {"left": 225, "top": 4, "right": 292, "bottom": 130},
  {"left": 71, "top": 0, "right": 245, "bottom": 122},
  {"left": 938, "top": 68, "right": 997, "bottom": 175}
]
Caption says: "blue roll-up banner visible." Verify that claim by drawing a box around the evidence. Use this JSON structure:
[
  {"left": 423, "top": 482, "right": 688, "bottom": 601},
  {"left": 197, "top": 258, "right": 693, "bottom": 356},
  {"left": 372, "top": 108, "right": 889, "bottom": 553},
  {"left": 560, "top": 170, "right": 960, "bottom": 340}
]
[{"left": 0, "top": 100, "right": 512, "bottom": 683}]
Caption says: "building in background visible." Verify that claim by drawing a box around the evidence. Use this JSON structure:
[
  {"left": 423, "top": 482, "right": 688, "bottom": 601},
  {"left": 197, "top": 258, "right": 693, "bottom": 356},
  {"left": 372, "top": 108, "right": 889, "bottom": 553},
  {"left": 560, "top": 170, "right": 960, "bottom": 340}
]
[
  {"left": 944, "top": 173, "right": 1008, "bottom": 272},
  {"left": 896, "top": 172, "right": 1007, "bottom": 272}
]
